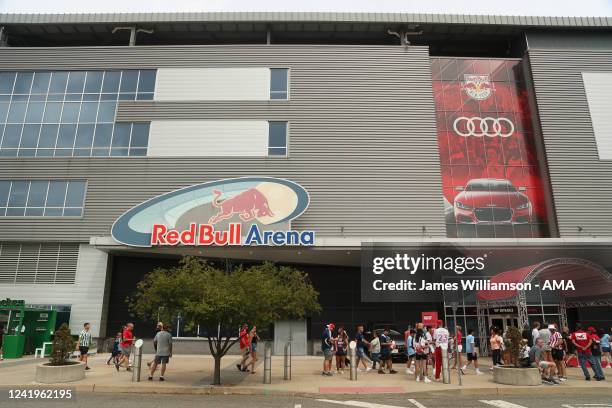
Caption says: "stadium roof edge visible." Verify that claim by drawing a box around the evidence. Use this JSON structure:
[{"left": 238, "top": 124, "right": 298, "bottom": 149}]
[{"left": 0, "top": 12, "right": 611, "bottom": 28}]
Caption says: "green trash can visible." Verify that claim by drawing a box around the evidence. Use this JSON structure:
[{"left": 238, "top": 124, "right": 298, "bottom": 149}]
[{"left": 2, "top": 334, "right": 25, "bottom": 359}]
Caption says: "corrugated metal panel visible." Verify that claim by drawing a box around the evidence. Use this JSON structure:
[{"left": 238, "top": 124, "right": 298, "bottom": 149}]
[
  {"left": 148, "top": 120, "right": 269, "bottom": 157},
  {"left": 0, "top": 242, "right": 78, "bottom": 284},
  {"left": 581, "top": 72, "right": 612, "bottom": 160},
  {"left": 528, "top": 49, "right": 612, "bottom": 238},
  {"left": 0, "top": 44, "right": 445, "bottom": 241},
  {"left": 0, "top": 244, "right": 108, "bottom": 337},
  {"left": 155, "top": 68, "right": 270, "bottom": 101},
  {"left": 1, "top": 12, "right": 611, "bottom": 28}
]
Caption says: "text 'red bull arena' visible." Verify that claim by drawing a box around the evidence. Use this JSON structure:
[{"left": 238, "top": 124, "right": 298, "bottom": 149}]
[{"left": 0, "top": 12, "right": 611, "bottom": 355}]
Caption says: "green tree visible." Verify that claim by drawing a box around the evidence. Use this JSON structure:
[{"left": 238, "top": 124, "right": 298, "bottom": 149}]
[
  {"left": 129, "top": 256, "right": 321, "bottom": 385},
  {"left": 506, "top": 325, "right": 523, "bottom": 367},
  {"left": 49, "top": 323, "right": 75, "bottom": 366}
]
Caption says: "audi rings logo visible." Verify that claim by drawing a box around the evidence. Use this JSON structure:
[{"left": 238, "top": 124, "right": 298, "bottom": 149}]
[{"left": 452, "top": 117, "right": 515, "bottom": 138}]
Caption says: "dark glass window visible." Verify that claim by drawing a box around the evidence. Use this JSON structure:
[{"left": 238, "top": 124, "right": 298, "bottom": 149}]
[
  {"left": 268, "top": 121, "right": 288, "bottom": 156},
  {"left": 270, "top": 68, "right": 289, "bottom": 100}
]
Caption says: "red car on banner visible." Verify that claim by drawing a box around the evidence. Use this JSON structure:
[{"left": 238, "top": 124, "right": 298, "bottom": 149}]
[{"left": 431, "top": 58, "right": 550, "bottom": 238}]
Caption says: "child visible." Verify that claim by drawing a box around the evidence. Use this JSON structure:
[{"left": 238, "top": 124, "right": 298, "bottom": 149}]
[
  {"left": 519, "top": 339, "right": 531, "bottom": 368},
  {"left": 107, "top": 332, "right": 122, "bottom": 366}
]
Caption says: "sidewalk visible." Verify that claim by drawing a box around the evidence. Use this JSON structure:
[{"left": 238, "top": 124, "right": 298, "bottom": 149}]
[{"left": 0, "top": 354, "right": 610, "bottom": 397}]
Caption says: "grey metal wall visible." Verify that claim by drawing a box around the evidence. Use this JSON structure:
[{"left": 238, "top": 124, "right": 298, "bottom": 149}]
[
  {"left": 528, "top": 48, "right": 612, "bottom": 237},
  {"left": 0, "top": 45, "right": 446, "bottom": 241}
]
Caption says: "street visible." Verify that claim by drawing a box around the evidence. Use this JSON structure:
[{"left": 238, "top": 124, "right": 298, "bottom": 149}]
[{"left": 1, "top": 390, "right": 611, "bottom": 408}]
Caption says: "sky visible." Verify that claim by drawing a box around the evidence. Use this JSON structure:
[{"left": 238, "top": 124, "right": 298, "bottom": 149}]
[{"left": 0, "top": 0, "right": 611, "bottom": 16}]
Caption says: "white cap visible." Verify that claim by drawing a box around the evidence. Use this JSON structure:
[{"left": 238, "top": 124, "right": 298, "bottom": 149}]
[{"left": 548, "top": 324, "right": 556, "bottom": 330}]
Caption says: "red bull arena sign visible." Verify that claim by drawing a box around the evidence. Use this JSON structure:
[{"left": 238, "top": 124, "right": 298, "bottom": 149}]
[{"left": 111, "top": 177, "right": 314, "bottom": 247}]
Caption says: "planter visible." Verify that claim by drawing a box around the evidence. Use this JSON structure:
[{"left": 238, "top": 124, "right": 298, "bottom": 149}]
[
  {"left": 35, "top": 361, "right": 86, "bottom": 384},
  {"left": 493, "top": 365, "right": 541, "bottom": 386}
]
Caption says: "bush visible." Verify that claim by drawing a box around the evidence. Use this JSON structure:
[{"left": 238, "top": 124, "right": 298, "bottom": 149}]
[{"left": 49, "top": 323, "right": 75, "bottom": 366}]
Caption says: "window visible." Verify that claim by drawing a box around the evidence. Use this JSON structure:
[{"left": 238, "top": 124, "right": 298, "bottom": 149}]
[
  {"left": 0, "top": 70, "right": 154, "bottom": 157},
  {"left": 0, "top": 243, "right": 79, "bottom": 284},
  {"left": 0, "top": 180, "right": 86, "bottom": 217},
  {"left": 270, "top": 68, "right": 289, "bottom": 100},
  {"left": 268, "top": 121, "right": 287, "bottom": 156}
]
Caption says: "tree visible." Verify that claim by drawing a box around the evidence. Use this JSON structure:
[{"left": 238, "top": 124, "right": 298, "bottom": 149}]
[
  {"left": 129, "top": 256, "right": 321, "bottom": 385},
  {"left": 506, "top": 325, "right": 523, "bottom": 367},
  {"left": 49, "top": 323, "right": 75, "bottom": 366}
]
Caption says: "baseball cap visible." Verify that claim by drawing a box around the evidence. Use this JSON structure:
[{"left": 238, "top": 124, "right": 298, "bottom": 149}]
[
  {"left": 548, "top": 324, "right": 556, "bottom": 330},
  {"left": 437, "top": 319, "right": 443, "bottom": 326},
  {"left": 587, "top": 326, "right": 596, "bottom": 332}
]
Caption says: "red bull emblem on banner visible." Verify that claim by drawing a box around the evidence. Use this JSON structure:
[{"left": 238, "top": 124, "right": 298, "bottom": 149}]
[{"left": 111, "top": 177, "right": 313, "bottom": 247}]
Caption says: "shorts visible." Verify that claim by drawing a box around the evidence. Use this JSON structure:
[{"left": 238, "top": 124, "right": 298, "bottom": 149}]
[
  {"left": 79, "top": 346, "right": 89, "bottom": 356},
  {"left": 336, "top": 350, "right": 346, "bottom": 356},
  {"left": 539, "top": 361, "right": 554, "bottom": 369},
  {"left": 407, "top": 350, "right": 416, "bottom": 357},
  {"left": 323, "top": 349, "right": 333, "bottom": 361},
  {"left": 415, "top": 353, "right": 428, "bottom": 361},
  {"left": 155, "top": 355, "right": 170, "bottom": 364},
  {"left": 380, "top": 350, "right": 391, "bottom": 360},
  {"left": 467, "top": 352, "right": 478, "bottom": 361},
  {"left": 251, "top": 343, "right": 257, "bottom": 353},
  {"left": 356, "top": 347, "right": 365, "bottom": 358},
  {"left": 457, "top": 345, "right": 463, "bottom": 353},
  {"left": 602, "top": 347, "right": 611, "bottom": 353},
  {"left": 551, "top": 349, "right": 565, "bottom": 361},
  {"left": 121, "top": 345, "right": 131, "bottom": 357}
]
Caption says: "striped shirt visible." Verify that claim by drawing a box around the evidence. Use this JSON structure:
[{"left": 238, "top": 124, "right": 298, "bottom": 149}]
[{"left": 78, "top": 329, "right": 92, "bottom": 347}]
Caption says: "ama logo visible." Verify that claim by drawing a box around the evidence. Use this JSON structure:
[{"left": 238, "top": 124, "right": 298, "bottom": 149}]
[{"left": 111, "top": 177, "right": 313, "bottom": 247}]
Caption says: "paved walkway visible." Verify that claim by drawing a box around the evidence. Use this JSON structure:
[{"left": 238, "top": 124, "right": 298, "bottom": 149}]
[{"left": 0, "top": 354, "right": 610, "bottom": 396}]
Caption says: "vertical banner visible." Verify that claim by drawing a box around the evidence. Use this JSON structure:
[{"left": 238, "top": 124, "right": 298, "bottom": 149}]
[{"left": 431, "top": 58, "right": 550, "bottom": 238}]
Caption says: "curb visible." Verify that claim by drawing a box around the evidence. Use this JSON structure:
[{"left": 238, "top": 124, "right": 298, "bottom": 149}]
[{"left": 4, "top": 383, "right": 611, "bottom": 398}]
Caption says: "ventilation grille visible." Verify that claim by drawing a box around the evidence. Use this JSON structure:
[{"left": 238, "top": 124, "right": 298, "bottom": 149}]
[{"left": 0, "top": 243, "right": 79, "bottom": 284}]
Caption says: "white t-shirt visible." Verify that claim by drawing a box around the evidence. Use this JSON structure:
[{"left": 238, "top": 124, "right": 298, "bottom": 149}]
[
  {"left": 532, "top": 328, "right": 540, "bottom": 343},
  {"left": 434, "top": 327, "right": 450, "bottom": 347},
  {"left": 370, "top": 337, "right": 381, "bottom": 354}
]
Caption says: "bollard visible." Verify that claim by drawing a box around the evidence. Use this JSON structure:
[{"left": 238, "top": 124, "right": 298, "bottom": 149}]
[
  {"left": 284, "top": 342, "right": 292, "bottom": 380},
  {"left": 131, "top": 339, "right": 144, "bottom": 382},
  {"left": 349, "top": 340, "right": 357, "bottom": 381},
  {"left": 441, "top": 344, "right": 450, "bottom": 384},
  {"left": 263, "top": 342, "right": 272, "bottom": 384}
]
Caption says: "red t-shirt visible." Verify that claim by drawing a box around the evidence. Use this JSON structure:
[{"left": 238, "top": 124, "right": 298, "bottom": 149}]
[
  {"left": 239, "top": 329, "right": 249, "bottom": 349},
  {"left": 571, "top": 330, "right": 591, "bottom": 353},
  {"left": 121, "top": 328, "right": 134, "bottom": 348},
  {"left": 456, "top": 330, "right": 462, "bottom": 345}
]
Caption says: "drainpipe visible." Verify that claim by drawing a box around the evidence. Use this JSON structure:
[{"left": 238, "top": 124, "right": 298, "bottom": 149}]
[{"left": 112, "top": 26, "right": 154, "bottom": 46}]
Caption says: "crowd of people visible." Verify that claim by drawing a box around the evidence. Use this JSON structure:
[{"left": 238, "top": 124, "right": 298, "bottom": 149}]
[{"left": 320, "top": 320, "right": 610, "bottom": 385}]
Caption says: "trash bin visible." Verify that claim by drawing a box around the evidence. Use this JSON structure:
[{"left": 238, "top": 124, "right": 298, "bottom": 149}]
[{"left": 3, "top": 334, "right": 25, "bottom": 359}]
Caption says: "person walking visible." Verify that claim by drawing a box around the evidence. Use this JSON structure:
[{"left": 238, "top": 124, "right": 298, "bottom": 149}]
[
  {"left": 549, "top": 324, "right": 567, "bottom": 381},
  {"left": 433, "top": 320, "right": 449, "bottom": 381},
  {"left": 414, "top": 327, "right": 432, "bottom": 383},
  {"left": 354, "top": 325, "right": 372, "bottom": 372},
  {"left": 77, "top": 322, "right": 92, "bottom": 370},
  {"left": 370, "top": 330, "right": 381, "bottom": 371},
  {"left": 571, "top": 323, "right": 605, "bottom": 381},
  {"left": 379, "top": 327, "right": 397, "bottom": 374},
  {"left": 601, "top": 328, "right": 610, "bottom": 369},
  {"left": 590, "top": 327, "right": 605, "bottom": 378},
  {"left": 562, "top": 326, "right": 576, "bottom": 367},
  {"left": 451, "top": 325, "right": 463, "bottom": 372},
  {"left": 0, "top": 323, "right": 4, "bottom": 361},
  {"left": 405, "top": 329, "right": 416, "bottom": 375},
  {"left": 117, "top": 323, "right": 135, "bottom": 371},
  {"left": 245, "top": 326, "right": 260, "bottom": 374},
  {"left": 335, "top": 326, "right": 348, "bottom": 374},
  {"left": 147, "top": 322, "right": 163, "bottom": 368},
  {"left": 107, "top": 332, "right": 122, "bottom": 366},
  {"left": 236, "top": 323, "right": 250, "bottom": 372},
  {"left": 462, "top": 329, "right": 482, "bottom": 374},
  {"left": 321, "top": 323, "right": 336, "bottom": 376},
  {"left": 490, "top": 327, "right": 503, "bottom": 369},
  {"left": 148, "top": 324, "right": 172, "bottom": 381}
]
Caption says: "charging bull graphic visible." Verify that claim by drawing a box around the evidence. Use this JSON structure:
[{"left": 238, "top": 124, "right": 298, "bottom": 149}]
[
  {"left": 209, "top": 188, "right": 274, "bottom": 224},
  {"left": 111, "top": 177, "right": 310, "bottom": 247}
]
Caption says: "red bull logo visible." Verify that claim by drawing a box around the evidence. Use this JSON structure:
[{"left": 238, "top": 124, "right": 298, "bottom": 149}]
[{"left": 111, "top": 177, "right": 313, "bottom": 247}]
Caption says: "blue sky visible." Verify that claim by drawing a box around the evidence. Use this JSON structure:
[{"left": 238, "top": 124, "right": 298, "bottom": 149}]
[{"left": 1, "top": 0, "right": 611, "bottom": 16}]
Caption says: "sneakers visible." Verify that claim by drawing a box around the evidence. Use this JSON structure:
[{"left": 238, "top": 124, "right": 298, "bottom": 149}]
[
  {"left": 424, "top": 376, "right": 432, "bottom": 383},
  {"left": 406, "top": 368, "right": 414, "bottom": 375},
  {"left": 461, "top": 365, "right": 467, "bottom": 371},
  {"left": 476, "top": 369, "right": 483, "bottom": 375},
  {"left": 542, "top": 379, "right": 555, "bottom": 385},
  {"left": 389, "top": 370, "right": 398, "bottom": 374},
  {"left": 159, "top": 377, "right": 165, "bottom": 381},
  {"left": 322, "top": 371, "right": 333, "bottom": 376},
  {"left": 558, "top": 377, "right": 567, "bottom": 382},
  {"left": 85, "top": 366, "right": 91, "bottom": 371},
  {"left": 366, "top": 367, "right": 372, "bottom": 372},
  {"left": 236, "top": 364, "right": 242, "bottom": 371},
  {"left": 148, "top": 376, "right": 153, "bottom": 381},
  {"left": 594, "top": 377, "right": 605, "bottom": 381},
  {"left": 415, "top": 376, "right": 420, "bottom": 382},
  {"left": 378, "top": 369, "right": 385, "bottom": 374},
  {"left": 115, "top": 363, "right": 120, "bottom": 372}
]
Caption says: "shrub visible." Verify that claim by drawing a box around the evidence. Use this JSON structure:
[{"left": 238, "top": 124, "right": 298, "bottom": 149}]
[
  {"left": 49, "top": 323, "right": 75, "bottom": 366},
  {"left": 506, "top": 326, "right": 523, "bottom": 367}
]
